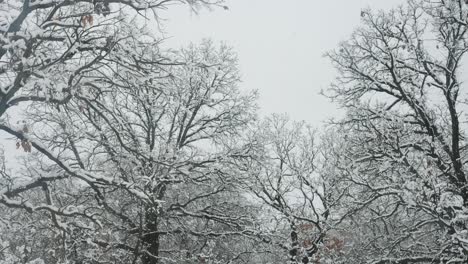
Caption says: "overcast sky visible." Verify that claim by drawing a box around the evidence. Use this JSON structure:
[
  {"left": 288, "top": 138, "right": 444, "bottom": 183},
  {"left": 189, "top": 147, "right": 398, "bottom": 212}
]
[{"left": 159, "top": 0, "right": 406, "bottom": 125}]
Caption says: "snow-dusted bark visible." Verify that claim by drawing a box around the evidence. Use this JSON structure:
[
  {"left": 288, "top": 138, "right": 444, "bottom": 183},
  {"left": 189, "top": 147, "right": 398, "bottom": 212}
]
[
  {"left": 0, "top": 0, "right": 226, "bottom": 212},
  {"left": 326, "top": 0, "right": 468, "bottom": 263},
  {"left": 0, "top": 1, "right": 278, "bottom": 263},
  {"left": 1, "top": 39, "right": 261, "bottom": 263}
]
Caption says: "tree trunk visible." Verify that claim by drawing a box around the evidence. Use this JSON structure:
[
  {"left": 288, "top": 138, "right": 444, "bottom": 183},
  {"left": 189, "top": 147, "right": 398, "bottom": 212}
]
[{"left": 142, "top": 207, "right": 160, "bottom": 264}]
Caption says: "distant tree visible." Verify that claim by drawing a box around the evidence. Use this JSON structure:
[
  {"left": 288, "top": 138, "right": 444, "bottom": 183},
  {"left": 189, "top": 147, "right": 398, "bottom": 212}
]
[{"left": 242, "top": 115, "right": 346, "bottom": 264}]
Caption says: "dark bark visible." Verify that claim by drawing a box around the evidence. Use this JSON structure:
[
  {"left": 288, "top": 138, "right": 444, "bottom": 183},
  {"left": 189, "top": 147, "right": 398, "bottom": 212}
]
[{"left": 142, "top": 207, "right": 160, "bottom": 264}]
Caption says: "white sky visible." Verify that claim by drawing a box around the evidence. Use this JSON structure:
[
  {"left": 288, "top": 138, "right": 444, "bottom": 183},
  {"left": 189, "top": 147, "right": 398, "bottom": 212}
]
[{"left": 159, "top": 0, "right": 406, "bottom": 125}]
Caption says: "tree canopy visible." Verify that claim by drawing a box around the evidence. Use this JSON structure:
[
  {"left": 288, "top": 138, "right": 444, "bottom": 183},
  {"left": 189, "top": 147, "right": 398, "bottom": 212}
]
[{"left": 2, "top": 0, "right": 468, "bottom": 263}]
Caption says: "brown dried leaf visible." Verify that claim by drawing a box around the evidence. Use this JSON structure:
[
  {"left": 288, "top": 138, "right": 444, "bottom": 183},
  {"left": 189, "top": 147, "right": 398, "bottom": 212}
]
[
  {"left": 81, "top": 16, "right": 87, "bottom": 27},
  {"left": 88, "top": 15, "right": 94, "bottom": 26},
  {"left": 21, "top": 141, "right": 27, "bottom": 152}
]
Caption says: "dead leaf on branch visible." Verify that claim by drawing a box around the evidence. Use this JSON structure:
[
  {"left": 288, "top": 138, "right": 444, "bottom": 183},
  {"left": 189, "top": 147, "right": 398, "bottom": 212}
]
[
  {"left": 81, "top": 15, "right": 94, "bottom": 27},
  {"left": 16, "top": 139, "right": 32, "bottom": 153}
]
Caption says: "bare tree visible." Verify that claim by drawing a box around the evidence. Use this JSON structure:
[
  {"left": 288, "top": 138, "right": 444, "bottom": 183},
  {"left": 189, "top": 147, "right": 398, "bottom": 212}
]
[
  {"left": 326, "top": 0, "right": 468, "bottom": 262},
  {"left": 243, "top": 115, "right": 346, "bottom": 264},
  {"left": 0, "top": 0, "right": 279, "bottom": 263},
  {"left": 1, "top": 40, "right": 260, "bottom": 263},
  {"left": 0, "top": 0, "right": 226, "bottom": 214}
]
